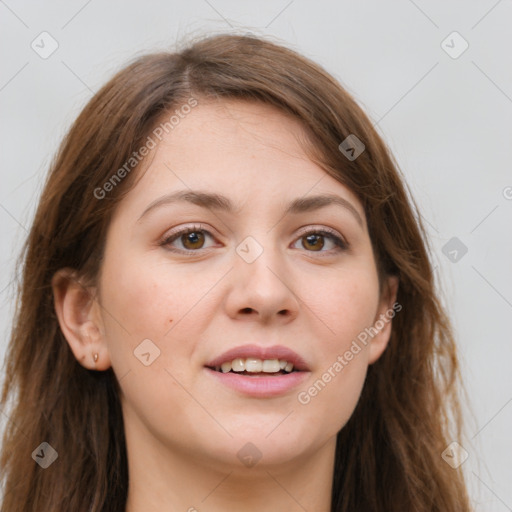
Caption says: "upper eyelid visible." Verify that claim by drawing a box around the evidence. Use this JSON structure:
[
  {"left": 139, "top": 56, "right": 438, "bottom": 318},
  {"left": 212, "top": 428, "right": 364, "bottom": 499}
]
[
  {"left": 295, "top": 225, "right": 345, "bottom": 241},
  {"left": 162, "top": 224, "right": 216, "bottom": 242},
  {"left": 162, "top": 224, "right": 344, "bottom": 240}
]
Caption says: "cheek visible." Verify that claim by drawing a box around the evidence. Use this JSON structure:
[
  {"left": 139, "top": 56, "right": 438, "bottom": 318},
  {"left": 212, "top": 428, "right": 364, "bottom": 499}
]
[
  {"left": 99, "top": 255, "right": 207, "bottom": 435},
  {"left": 297, "top": 326, "right": 371, "bottom": 440},
  {"left": 313, "top": 265, "right": 381, "bottom": 352},
  {"left": 97, "top": 251, "right": 196, "bottom": 383},
  {"left": 98, "top": 249, "right": 223, "bottom": 379},
  {"left": 295, "top": 266, "right": 379, "bottom": 431},
  {"left": 100, "top": 254, "right": 191, "bottom": 339}
]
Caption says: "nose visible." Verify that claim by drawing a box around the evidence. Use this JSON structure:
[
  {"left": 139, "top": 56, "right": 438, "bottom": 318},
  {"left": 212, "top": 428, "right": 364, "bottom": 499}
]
[{"left": 223, "top": 241, "right": 300, "bottom": 324}]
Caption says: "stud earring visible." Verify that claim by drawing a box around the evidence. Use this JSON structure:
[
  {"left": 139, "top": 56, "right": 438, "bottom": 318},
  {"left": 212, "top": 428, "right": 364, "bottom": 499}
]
[{"left": 93, "top": 352, "right": 99, "bottom": 363}]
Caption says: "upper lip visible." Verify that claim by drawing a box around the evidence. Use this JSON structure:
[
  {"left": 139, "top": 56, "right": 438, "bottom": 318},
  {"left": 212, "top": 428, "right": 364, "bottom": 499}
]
[{"left": 205, "top": 344, "right": 310, "bottom": 371}]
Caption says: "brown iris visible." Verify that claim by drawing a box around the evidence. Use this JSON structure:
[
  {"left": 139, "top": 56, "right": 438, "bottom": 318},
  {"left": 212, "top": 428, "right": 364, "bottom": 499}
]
[
  {"left": 302, "top": 233, "right": 324, "bottom": 251},
  {"left": 181, "top": 231, "right": 205, "bottom": 250}
]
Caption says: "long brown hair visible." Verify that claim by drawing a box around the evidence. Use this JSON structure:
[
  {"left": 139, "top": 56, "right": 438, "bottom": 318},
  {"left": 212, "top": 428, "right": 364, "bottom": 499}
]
[{"left": 0, "top": 33, "right": 471, "bottom": 511}]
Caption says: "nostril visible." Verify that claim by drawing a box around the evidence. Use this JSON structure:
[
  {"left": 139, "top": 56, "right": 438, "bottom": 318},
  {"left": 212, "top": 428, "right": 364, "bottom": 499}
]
[{"left": 241, "top": 307, "right": 253, "bottom": 314}]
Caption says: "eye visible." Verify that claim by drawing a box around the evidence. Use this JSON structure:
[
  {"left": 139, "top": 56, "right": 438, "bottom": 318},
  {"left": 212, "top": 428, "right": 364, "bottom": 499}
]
[
  {"left": 161, "top": 224, "right": 217, "bottom": 253},
  {"left": 291, "top": 227, "right": 348, "bottom": 254},
  {"left": 160, "top": 225, "right": 348, "bottom": 255}
]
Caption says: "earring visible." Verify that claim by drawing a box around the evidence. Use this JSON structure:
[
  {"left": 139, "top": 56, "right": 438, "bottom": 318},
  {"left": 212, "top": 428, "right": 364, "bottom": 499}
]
[{"left": 93, "top": 352, "right": 99, "bottom": 363}]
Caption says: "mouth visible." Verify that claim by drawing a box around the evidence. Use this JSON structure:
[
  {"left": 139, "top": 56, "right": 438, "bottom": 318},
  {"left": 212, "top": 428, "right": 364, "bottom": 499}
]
[
  {"left": 207, "top": 357, "right": 299, "bottom": 376},
  {"left": 204, "top": 345, "right": 310, "bottom": 397}
]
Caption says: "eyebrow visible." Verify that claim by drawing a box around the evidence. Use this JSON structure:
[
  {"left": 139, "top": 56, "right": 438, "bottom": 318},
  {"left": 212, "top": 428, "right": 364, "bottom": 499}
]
[{"left": 137, "top": 189, "right": 364, "bottom": 227}]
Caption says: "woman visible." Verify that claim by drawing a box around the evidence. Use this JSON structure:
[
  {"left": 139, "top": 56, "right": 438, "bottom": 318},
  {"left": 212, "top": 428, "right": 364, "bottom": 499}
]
[{"left": 0, "top": 33, "right": 471, "bottom": 511}]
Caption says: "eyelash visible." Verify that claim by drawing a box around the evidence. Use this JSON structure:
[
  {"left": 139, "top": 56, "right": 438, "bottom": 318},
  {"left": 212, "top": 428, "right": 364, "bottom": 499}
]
[{"left": 160, "top": 224, "right": 349, "bottom": 256}]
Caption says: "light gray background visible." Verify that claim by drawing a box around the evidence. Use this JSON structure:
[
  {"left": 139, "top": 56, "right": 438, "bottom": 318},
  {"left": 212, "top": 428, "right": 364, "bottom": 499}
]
[{"left": 1, "top": 1, "right": 511, "bottom": 510}]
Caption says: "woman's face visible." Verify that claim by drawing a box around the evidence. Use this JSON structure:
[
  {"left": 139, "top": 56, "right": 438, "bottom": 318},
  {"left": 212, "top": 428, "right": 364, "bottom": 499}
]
[{"left": 92, "top": 100, "right": 397, "bottom": 471}]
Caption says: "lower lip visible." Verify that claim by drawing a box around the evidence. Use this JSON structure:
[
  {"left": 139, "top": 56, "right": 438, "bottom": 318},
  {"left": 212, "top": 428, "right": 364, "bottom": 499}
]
[{"left": 205, "top": 368, "right": 310, "bottom": 397}]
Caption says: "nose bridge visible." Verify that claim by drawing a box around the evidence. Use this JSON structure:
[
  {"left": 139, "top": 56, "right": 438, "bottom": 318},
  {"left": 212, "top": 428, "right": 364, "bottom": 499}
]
[{"left": 226, "top": 233, "right": 299, "bottom": 321}]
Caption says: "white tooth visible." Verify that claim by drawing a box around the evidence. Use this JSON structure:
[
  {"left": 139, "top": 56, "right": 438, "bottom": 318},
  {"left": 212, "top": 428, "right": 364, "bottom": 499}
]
[
  {"left": 262, "top": 359, "right": 280, "bottom": 373},
  {"left": 284, "top": 362, "right": 294, "bottom": 372},
  {"left": 279, "top": 360, "right": 287, "bottom": 370},
  {"left": 220, "top": 361, "right": 232, "bottom": 373},
  {"left": 231, "top": 358, "right": 245, "bottom": 372},
  {"left": 245, "top": 358, "right": 262, "bottom": 373}
]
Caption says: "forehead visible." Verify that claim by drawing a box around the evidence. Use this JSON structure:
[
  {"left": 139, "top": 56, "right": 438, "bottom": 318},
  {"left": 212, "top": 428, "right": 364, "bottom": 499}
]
[
  {"left": 113, "top": 99, "right": 364, "bottom": 221},
  {"left": 162, "top": 99, "right": 311, "bottom": 164}
]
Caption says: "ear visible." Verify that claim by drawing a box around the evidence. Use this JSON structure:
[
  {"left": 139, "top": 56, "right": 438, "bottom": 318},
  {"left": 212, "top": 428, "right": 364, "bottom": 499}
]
[
  {"left": 368, "top": 275, "right": 400, "bottom": 365},
  {"left": 52, "top": 268, "right": 111, "bottom": 371}
]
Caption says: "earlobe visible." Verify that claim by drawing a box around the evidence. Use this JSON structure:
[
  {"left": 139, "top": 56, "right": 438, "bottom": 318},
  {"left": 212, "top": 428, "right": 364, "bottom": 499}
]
[
  {"left": 368, "top": 275, "right": 399, "bottom": 365},
  {"left": 51, "top": 268, "right": 111, "bottom": 371}
]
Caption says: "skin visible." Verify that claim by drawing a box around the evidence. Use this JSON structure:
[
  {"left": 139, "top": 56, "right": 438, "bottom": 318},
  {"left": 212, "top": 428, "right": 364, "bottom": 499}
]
[{"left": 53, "top": 100, "right": 398, "bottom": 511}]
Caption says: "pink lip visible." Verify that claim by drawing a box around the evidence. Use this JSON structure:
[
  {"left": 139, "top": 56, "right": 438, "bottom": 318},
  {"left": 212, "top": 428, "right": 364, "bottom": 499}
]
[
  {"left": 205, "top": 344, "right": 310, "bottom": 371},
  {"left": 204, "top": 344, "right": 311, "bottom": 398},
  {"left": 205, "top": 367, "right": 310, "bottom": 397}
]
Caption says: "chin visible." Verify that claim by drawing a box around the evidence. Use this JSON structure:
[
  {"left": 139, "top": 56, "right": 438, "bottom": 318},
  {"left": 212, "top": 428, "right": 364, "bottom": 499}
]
[{"left": 211, "top": 423, "right": 318, "bottom": 468}]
